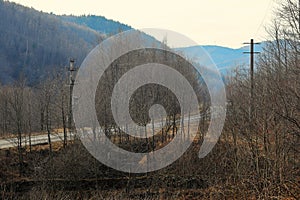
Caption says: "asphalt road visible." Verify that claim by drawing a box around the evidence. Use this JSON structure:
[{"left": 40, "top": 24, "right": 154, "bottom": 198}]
[
  {"left": 0, "top": 113, "right": 206, "bottom": 149},
  {"left": 0, "top": 132, "right": 71, "bottom": 149}
]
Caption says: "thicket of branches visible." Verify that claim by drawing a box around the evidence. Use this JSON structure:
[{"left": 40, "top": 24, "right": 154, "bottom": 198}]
[
  {"left": 224, "top": 0, "right": 299, "bottom": 197},
  {"left": 0, "top": 0, "right": 299, "bottom": 199}
]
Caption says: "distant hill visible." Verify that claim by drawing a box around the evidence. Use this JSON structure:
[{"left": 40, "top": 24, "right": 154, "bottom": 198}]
[
  {"left": 0, "top": 1, "right": 131, "bottom": 84},
  {"left": 176, "top": 44, "right": 264, "bottom": 74}
]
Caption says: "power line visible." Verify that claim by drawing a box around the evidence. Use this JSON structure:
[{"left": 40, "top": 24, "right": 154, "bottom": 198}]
[{"left": 254, "top": 0, "right": 275, "bottom": 38}]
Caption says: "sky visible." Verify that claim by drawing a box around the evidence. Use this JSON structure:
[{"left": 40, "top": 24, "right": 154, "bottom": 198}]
[{"left": 9, "top": 0, "right": 278, "bottom": 48}]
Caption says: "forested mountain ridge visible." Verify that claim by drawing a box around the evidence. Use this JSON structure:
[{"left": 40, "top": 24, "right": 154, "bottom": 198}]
[
  {"left": 59, "top": 15, "right": 132, "bottom": 36},
  {"left": 0, "top": 0, "right": 266, "bottom": 85},
  {"left": 0, "top": 1, "right": 131, "bottom": 85}
]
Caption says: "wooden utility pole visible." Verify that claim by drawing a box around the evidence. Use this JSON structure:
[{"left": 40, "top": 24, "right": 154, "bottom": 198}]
[
  {"left": 243, "top": 39, "right": 260, "bottom": 125},
  {"left": 244, "top": 39, "right": 260, "bottom": 174}
]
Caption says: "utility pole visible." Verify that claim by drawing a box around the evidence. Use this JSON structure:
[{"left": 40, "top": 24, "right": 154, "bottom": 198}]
[
  {"left": 243, "top": 39, "right": 260, "bottom": 125},
  {"left": 68, "top": 58, "right": 76, "bottom": 140},
  {"left": 243, "top": 39, "right": 260, "bottom": 174}
]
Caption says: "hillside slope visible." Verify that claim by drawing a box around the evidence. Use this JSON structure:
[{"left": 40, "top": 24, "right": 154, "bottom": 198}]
[
  {"left": 0, "top": 1, "right": 131, "bottom": 84},
  {"left": 59, "top": 15, "right": 132, "bottom": 36}
]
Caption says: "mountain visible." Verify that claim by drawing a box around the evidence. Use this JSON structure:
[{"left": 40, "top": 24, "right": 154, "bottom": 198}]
[
  {"left": 0, "top": 0, "right": 131, "bottom": 85},
  {"left": 176, "top": 44, "right": 264, "bottom": 74},
  {"left": 0, "top": 0, "right": 264, "bottom": 85},
  {"left": 59, "top": 15, "right": 132, "bottom": 36}
]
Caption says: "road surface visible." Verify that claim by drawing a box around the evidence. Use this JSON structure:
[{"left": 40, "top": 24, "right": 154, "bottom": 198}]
[
  {"left": 0, "top": 132, "right": 72, "bottom": 149},
  {"left": 0, "top": 113, "right": 208, "bottom": 149}
]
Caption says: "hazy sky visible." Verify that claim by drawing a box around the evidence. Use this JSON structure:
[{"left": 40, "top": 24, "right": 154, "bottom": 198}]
[{"left": 10, "top": 0, "right": 277, "bottom": 48}]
